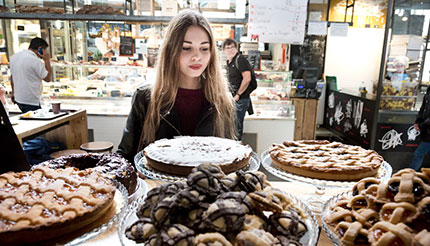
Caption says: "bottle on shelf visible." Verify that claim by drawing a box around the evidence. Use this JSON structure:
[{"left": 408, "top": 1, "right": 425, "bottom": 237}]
[{"left": 359, "top": 82, "right": 367, "bottom": 97}]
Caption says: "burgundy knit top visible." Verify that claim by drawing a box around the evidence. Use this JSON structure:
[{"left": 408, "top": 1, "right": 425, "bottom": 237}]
[{"left": 175, "top": 87, "right": 206, "bottom": 135}]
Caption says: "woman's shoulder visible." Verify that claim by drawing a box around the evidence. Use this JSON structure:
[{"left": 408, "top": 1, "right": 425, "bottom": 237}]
[
  {"left": 135, "top": 84, "right": 152, "bottom": 97},
  {"left": 132, "top": 84, "right": 153, "bottom": 105}
]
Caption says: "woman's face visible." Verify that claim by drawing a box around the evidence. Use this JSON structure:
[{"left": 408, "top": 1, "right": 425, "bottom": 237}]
[{"left": 178, "top": 26, "right": 211, "bottom": 85}]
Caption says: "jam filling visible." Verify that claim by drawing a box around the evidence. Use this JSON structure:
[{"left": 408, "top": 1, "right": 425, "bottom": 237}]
[
  {"left": 413, "top": 183, "right": 424, "bottom": 197},
  {"left": 82, "top": 202, "right": 94, "bottom": 209},
  {"left": 52, "top": 195, "right": 69, "bottom": 205},
  {"left": 0, "top": 218, "right": 15, "bottom": 230},
  {"left": 422, "top": 204, "right": 430, "bottom": 219},
  {"left": 373, "top": 229, "right": 385, "bottom": 240},
  {"left": 24, "top": 190, "right": 43, "bottom": 199},
  {"left": 337, "top": 227, "right": 347, "bottom": 237},
  {"left": 353, "top": 199, "right": 367, "bottom": 208},
  {"left": 388, "top": 182, "right": 399, "bottom": 195},
  {"left": 0, "top": 183, "right": 17, "bottom": 193},
  {"left": 382, "top": 209, "right": 393, "bottom": 220},
  {"left": 10, "top": 203, "right": 31, "bottom": 214},
  {"left": 354, "top": 233, "right": 369, "bottom": 245},
  {"left": 39, "top": 176, "right": 56, "bottom": 186},
  {"left": 63, "top": 183, "right": 77, "bottom": 192},
  {"left": 41, "top": 208, "right": 61, "bottom": 218},
  {"left": 353, "top": 189, "right": 359, "bottom": 196}
]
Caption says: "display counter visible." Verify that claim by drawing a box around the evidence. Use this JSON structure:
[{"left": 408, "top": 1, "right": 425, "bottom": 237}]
[
  {"left": 82, "top": 179, "right": 346, "bottom": 246},
  {"left": 11, "top": 109, "right": 88, "bottom": 149}
]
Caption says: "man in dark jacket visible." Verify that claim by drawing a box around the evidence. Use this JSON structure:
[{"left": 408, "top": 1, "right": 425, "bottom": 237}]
[
  {"left": 409, "top": 86, "right": 430, "bottom": 170},
  {"left": 223, "top": 38, "right": 253, "bottom": 140}
]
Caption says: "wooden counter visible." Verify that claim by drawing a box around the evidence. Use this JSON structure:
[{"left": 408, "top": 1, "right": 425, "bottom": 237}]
[
  {"left": 83, "top": 179, "right": 347, "bottom": 246},
  {"left": 12, "top": 109, "right": 88, "bottom": 149}
]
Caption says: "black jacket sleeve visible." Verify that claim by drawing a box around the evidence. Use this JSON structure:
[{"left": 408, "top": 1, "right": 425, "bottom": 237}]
[{"left": 117, "top": 86, "right": 151, "bottom": 164}]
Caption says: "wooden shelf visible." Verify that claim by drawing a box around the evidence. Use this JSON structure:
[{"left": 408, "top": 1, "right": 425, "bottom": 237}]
[{"left": 0, "top": 12, "right": 247, "bottom": 24}]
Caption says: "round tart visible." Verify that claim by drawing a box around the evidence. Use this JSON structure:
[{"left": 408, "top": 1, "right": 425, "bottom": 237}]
[
  {"left": 269, "top": 140, "right": 383, "bottom": 181},
  {"left": 0, "top": 166, "right": 115, "bottom": 245},
  {"left": 144, "top": 136, "right": 252, "bottom": 176}
]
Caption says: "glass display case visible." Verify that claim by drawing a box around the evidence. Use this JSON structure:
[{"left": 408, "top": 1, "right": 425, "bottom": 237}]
[
  {"left": 48, "top": 64, "right": 152, "bottom": 98},
  {"left": 380, "top": 4, "right": 430, "bottom": 111},
  {"left": 250, "top": 70, "right": 294, "bottom": 118}
]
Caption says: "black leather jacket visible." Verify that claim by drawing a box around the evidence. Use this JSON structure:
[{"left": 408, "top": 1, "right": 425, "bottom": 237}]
[
  {"left": 117, "top": 86, "right": 217, "bottom": 164},
  {"left": 416, "top": 86, "right": 430, "bottom": 142}
]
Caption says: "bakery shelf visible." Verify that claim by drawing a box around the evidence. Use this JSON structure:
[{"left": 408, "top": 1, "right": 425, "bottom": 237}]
[
  {"left": 51, "top": 63, "right": 147, "bottom": 69},
  {"left": 0, "top": 12, "right": 247, "bottom": 24}
]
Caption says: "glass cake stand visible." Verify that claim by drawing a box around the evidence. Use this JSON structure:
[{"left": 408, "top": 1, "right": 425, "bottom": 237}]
[
  {"left": 261, "top": 150, "right": 392, "bottom": 213},
  {"left": 320, "top": 191, "right": 354, "bottom": 246},
  {"left": 134, "top": 151, "right": 261, "bottom": 182},
  {"left": 118, "top": 191, "right": 319, "bottom": 246},
  {"left": 65, "top": 180, "right": 129, "bottom": 246},
  {"left": 128, "top": 178, "right": 148, "bottom": 203}
]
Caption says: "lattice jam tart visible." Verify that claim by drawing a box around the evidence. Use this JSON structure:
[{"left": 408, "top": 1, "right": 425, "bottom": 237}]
[
  {"left": 0, "top": 166, "right": 115, "bottom": 245},
  {"left": 269, "top": 140, "right": 383, "bottom": 181}
]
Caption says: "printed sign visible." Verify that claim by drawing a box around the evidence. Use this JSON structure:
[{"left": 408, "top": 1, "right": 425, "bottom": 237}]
[
  {"left": 324, "top": 90, "right": 376, "bottom": 148},
  {"left": 375, "top": 123, "right": 420, "bottom": 152},
  {"left": 248, "top": 0, "right": 308, "bottom": 44},
  {"left": 120, "top": 36, "right": 135, "bottom": 56}
]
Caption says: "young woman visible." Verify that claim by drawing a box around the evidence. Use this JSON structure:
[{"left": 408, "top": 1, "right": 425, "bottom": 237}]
[{"left": 117, "top": 10, "right": 236, "bottom": 163}]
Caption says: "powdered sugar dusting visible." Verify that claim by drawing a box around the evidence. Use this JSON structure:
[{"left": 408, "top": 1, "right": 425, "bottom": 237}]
[{"left": 144, "top": 136, "right": 252, "bottom": 166}]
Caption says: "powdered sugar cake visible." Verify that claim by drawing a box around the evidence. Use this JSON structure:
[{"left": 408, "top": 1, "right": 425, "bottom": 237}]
[
  {"left": 0, "top": 166, "right": 115, "bottom": 245},
  {"left": 144, "top": 136, "right": 253, "bottom": 176}
]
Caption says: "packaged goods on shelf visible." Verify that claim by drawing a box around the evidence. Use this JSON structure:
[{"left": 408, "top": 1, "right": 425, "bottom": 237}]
[
  {"left": 76, "top": 5, "right": 124, "bottom": 15},
  {"left": 15, "top": 5, "right": 65, "bottom": 14},
  {"left": 382, "top": 81, "right": 418, "bottom": 96},
  {"left": 380, "top": 96, "right": 416, "bottom": 110}
]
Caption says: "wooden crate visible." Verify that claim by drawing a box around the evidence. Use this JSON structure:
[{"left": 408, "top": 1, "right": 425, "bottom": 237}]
[{"left": 292, "top": 98, "right": 318, "bottom": 140}]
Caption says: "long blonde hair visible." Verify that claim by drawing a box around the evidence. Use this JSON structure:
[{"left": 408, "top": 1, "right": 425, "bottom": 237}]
[{"left": 143, "top": 10, "right": 236, "bottom": 144}]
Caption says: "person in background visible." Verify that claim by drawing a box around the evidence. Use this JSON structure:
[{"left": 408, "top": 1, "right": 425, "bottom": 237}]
[
  {"left": 222, "top": 38, "right": 253, "bottom": 140},
  {"left": 387, "top": 56, "right": 410, "bottom": 88},
  {"left": 0, "top": 84, "right": 8, "bottom": 115},
  {"left": 117, "top": 10, "right": 236, "bottom": 163},
  {"left": 10, "top": 37, "right": 52, "bottom": 113},
  {"left": 409, "top": 85, "right": 430, "bottom": 171}
]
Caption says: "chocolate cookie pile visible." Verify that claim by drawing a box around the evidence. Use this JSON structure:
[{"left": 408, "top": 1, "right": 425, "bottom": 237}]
[
  {"left": 125, "top": 163, "right": 308, "bottom": 245},
  {"left": 325, "top": 168, "right": 430, "bottom": 246}
]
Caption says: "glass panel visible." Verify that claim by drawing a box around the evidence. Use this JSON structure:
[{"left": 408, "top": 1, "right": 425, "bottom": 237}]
[{"left": 381, "top": 0, "right": 430, "bottom": 111}]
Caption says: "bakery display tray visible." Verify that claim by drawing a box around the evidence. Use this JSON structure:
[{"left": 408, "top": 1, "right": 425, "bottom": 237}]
[
  {"left": 65, "top": 180, "right": 128, "bottom": 245},
  {"left": 320, "top": 191, "right": 353, "bottom": 246},
  {"left": 20, "top": 111, "right": 68, "bottom": 120},
  {"left": 134, "top": 150, "right": 261, "bottom": 182},
  {"left": 118, "top": 188, "right": 319, "bottom": 246},
  {"left": 261, "top": 150, "right": 393, "bottom": 188}
]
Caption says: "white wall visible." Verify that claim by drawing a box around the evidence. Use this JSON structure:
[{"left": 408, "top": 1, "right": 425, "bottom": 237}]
[
  {"left": 87, "top": 115, "right": 128, "bottom": 151},
  {"left": 324, "top": 27, "right": 385, "bottom": 94}
]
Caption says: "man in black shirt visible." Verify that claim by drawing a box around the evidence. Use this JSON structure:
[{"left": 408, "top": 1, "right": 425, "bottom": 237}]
[
  {"left": 223, "top": 38, "right": 252, "bottom": 140},
  {"left": 410, "top": 86, "right": 430, "bottom": 170}
]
